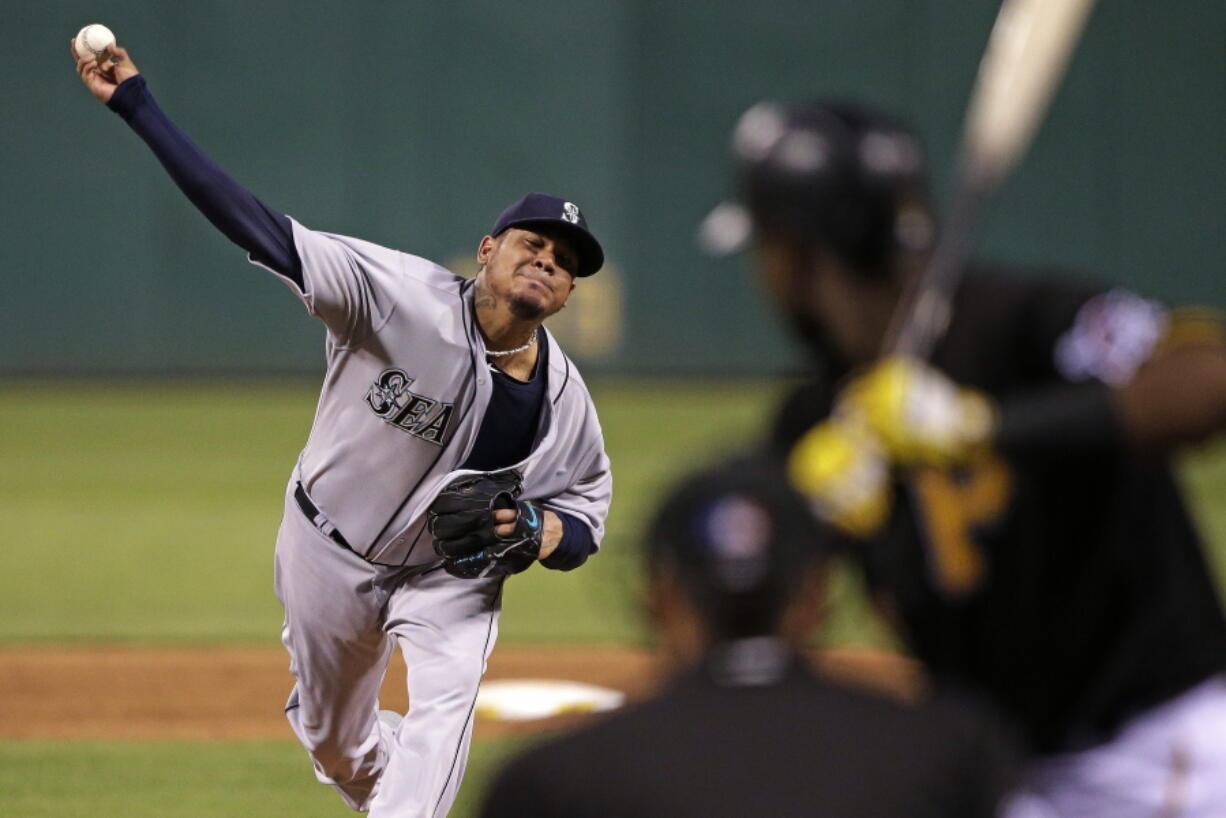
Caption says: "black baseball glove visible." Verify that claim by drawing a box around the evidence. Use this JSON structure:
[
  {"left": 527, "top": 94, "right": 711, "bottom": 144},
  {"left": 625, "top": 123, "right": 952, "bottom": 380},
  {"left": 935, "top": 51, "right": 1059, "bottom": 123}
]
[{"left": 427, "top": 470, "right": 544, "bottom": 579}]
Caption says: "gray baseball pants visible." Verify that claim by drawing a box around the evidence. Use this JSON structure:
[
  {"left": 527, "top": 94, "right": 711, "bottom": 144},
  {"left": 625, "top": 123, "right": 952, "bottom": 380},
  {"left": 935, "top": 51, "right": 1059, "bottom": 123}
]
[{"left": 274, "top": 481, "right": 503, "bottom": 816}]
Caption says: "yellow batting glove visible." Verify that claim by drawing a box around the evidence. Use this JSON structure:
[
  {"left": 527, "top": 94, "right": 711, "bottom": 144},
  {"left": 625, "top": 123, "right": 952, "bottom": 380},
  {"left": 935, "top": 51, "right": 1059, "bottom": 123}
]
[
  {"left": 788, "top": 416, "right": 892, "bottom": 539},
  {"left": 842, "top": 356, "right": 998, "bottom": 466}
]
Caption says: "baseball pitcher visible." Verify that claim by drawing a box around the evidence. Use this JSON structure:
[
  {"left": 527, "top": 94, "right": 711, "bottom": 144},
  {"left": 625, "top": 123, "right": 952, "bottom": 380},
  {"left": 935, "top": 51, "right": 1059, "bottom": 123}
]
[{"left": 72, "top": 40, "right": 612, "bottom": 817}]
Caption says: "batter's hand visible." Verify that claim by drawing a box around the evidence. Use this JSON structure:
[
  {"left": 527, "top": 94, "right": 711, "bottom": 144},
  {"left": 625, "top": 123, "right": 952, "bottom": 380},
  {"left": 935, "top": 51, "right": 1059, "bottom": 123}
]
[
  {"left": 788, "top": 416, "right": 892, "bottom": 539},
  {"left": 71, "top": 41, "right": 139, "bottom": 104},
  {"left": 840, "top": 356, "right": 998, "bottom": 466}
]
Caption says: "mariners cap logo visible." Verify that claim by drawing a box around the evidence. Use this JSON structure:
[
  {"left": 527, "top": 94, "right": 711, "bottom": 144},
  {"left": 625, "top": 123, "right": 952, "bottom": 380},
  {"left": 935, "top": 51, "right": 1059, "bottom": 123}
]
[{"left": 562, "top": 202, "right": 581, "bottom": 224}]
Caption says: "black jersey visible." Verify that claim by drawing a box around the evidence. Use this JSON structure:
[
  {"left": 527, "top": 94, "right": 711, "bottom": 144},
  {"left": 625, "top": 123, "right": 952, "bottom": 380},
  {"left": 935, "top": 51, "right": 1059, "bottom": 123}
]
[
  {"left": 770, "top": 269, "right": 1226, "bottom": 754},
  {"left": 479, "top": 645, "right": 1015, "bottom": 818}
]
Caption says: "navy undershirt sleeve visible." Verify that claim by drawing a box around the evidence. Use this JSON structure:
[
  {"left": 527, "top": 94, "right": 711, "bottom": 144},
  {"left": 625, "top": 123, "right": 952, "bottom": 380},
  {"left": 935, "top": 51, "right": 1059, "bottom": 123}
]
[
  {"left": 106, "top": 75, "right": 302, "bottom": 287},
  {"left": 541, "top": 510, "right": 596, "bottom": 571}
]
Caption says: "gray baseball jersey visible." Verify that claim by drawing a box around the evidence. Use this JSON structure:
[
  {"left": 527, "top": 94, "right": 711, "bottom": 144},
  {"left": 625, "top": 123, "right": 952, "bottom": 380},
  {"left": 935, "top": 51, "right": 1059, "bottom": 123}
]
[
  {"left": 97, "top": 68, "right": 611, "bottom": 817},
  {"left": 253, "top": 219, "right": 612, "bottom": 568}
]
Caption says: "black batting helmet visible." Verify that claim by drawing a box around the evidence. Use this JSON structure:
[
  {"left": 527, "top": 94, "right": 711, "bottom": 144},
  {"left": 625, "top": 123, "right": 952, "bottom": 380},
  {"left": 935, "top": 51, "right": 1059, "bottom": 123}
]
[{"left": 700, "top": 99, "right": 935, "bottom": 275}]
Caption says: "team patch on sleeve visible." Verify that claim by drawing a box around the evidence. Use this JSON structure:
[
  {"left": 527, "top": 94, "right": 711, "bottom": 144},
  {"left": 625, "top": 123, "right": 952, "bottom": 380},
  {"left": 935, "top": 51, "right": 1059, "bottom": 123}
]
[{"left": 1054, "top": 289, "right": 1168, "bottom": 386}]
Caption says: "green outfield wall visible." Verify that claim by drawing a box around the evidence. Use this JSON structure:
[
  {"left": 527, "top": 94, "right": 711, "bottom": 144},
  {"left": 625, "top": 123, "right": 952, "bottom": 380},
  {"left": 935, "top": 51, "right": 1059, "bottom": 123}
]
[{"left": 8, "top": 0, "right": 1223, "bottom": 374}]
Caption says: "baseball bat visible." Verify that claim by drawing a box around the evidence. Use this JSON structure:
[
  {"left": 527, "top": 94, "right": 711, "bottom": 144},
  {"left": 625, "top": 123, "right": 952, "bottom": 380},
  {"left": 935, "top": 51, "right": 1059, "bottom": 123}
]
[{"left": 885, "top": 0, "right": 1098, "bottom": 359}]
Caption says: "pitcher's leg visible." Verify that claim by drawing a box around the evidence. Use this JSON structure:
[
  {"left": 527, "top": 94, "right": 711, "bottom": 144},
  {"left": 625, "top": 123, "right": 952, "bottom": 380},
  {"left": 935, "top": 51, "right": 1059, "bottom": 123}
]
[
  {"left": 369, "top": 570, "right": 504, "bottom": 818},
  {"left": 275, "top": 499, "right": 397, "bottom": 812}
]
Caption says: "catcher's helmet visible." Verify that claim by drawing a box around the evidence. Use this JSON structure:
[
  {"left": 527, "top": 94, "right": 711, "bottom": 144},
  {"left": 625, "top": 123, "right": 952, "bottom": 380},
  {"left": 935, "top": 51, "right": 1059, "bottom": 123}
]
[
  {"left": 700, "top": 99, "right": 934, "bottom": 275},
  {"left": 646, "top": 456, "right": 829, "bottom": 640}
]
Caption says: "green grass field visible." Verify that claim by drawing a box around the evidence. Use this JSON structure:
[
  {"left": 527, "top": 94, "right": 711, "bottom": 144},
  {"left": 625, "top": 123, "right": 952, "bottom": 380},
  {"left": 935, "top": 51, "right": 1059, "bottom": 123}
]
[
  {"left": 0, "top": 736, "right": 534, "bottom": 817},
  {"left": 2, "top": 378, "right": 1225, "bottom": 817},
  {"left": 0, "top": 378, "right": 789, "bottom": 645}
]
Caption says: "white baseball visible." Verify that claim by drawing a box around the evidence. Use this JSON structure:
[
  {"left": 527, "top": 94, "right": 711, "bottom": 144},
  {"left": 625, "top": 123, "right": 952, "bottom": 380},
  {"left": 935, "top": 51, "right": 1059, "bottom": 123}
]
[{"left": 74, "top": 24, "right": 116, "bottom": 61}]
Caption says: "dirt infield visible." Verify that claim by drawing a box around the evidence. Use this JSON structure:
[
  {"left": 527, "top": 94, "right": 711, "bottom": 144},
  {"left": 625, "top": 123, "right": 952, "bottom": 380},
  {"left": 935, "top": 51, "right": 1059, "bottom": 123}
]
[{"left": 0, "top": 643, "right": 918, "bottom": 740}]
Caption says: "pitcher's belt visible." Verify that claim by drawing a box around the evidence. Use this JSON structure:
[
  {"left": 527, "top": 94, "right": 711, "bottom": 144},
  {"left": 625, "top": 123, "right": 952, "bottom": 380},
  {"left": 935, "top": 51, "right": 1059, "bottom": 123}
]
[{"left": 293, "top": 482, "right": 354, "bottom": 551}]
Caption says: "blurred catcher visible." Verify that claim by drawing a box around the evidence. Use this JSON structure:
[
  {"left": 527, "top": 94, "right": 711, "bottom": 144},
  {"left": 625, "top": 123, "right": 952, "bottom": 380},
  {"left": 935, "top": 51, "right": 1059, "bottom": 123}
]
[
  {"left": 480, "top": 457, "right": 1017, "bottom": 818},
  {"left": 702, "top": 98, "right": 1226, "bottom": 816}
]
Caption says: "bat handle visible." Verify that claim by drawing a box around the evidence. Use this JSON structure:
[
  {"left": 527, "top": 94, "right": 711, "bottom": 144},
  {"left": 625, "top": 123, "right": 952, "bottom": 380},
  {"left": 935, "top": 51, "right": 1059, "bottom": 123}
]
[{"left": 884, "top": 176, "right": 993, "bottom": 361}]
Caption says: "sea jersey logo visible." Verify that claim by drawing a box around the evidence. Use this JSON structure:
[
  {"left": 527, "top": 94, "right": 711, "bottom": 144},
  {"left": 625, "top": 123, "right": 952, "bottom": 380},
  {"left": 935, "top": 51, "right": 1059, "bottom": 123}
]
[
  {"left": 561, "top": 202, "right": 581, "bottom": 224},
  {"left": 365, "top": 368, "right": 455, "bottom": 446}
]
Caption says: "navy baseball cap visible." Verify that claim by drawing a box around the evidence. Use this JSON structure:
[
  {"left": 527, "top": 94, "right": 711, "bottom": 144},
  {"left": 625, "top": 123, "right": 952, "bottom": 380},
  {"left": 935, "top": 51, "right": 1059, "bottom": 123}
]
[{"left": 491, "top": 193, "right": 605, "bottom": 277}]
